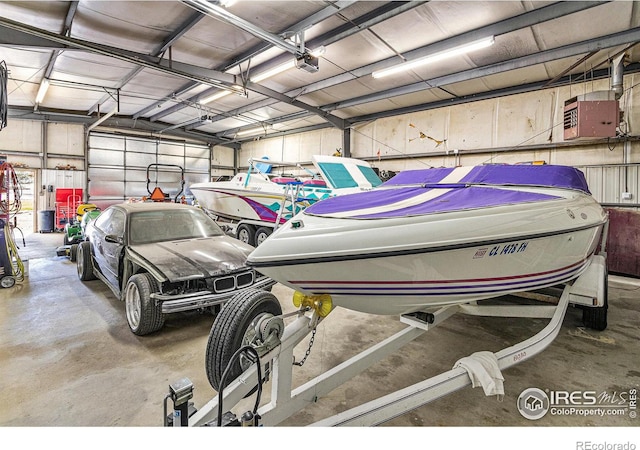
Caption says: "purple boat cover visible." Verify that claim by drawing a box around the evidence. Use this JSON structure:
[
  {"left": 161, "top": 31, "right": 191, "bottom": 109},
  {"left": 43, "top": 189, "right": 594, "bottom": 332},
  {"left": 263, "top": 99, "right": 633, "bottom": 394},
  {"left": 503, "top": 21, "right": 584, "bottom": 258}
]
[
  {"left": 305, "top": 186, "right": 560, "bottom": 219},
  {"left": 384, "top": 164, "right": 591, "bottom": 194}
]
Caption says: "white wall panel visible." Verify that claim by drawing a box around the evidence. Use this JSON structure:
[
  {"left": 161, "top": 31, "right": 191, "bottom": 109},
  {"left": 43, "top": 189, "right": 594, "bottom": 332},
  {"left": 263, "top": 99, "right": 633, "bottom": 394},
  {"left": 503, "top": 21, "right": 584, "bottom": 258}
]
[
  {"left": 46, "top": 123, "right": 84, "bottom": 156},
  {"left": 448, "top": 101, "right": 495, "bottom": 150},
  {"left": 0, "top": 120, "right": 42, "bottom": 153},
  {"left": 212, "top": 145, "right": 234, "bottom": 168}
]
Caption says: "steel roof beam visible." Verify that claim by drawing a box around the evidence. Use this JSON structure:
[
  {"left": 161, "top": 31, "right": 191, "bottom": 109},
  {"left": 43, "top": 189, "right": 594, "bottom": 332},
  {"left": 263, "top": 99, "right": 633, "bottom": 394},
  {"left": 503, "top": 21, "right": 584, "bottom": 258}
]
[
  {"left": 87, "top": 9, "right": 205, "bottom": 116},
  {"left": 0, "top": 16, "right": 241, "bottom": 90},
  {"left": 226, "top": 28, "right": 640, "bottom": 142},
  {"left": 182, "top": 0, "right": 301, "bottom": 55},
  {"left": 6, "top": 106, "right": 238, "bottom": 147},
  {"left": 144, "top": 0, "right": 373, "bottom": 122},
  {"left": 346, "top": 62, "right": 640, "bottom": 126},
  {"left": 322, "top": 26, "right": 640, "bottom": 112},
  {"left": 197, "top": 1, "right": 606, "bottom": 129},
  {"left": 220, "top": 0, "right": 358, "bottom": 71},
  {"left": 33, "top": 1, "right": 78, "bottom": 112},
  {"left": 0, "top": 16, "right": 346, "bottom": 129},
  {"left": 150, "top": 1, "right": 424, "bottom": 123}
]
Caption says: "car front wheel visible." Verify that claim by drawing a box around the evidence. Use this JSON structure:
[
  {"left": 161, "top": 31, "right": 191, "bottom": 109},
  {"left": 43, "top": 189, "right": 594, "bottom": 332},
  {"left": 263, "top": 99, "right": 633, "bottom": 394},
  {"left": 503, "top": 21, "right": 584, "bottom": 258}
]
[{"left": 124, "top": 273, "right": 165, "bottom": 336}]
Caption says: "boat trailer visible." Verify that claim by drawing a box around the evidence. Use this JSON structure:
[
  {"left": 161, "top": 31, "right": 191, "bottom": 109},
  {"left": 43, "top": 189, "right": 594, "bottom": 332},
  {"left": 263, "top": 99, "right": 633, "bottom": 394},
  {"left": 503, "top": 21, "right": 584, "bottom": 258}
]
[{"left": 164, "top": 255, "right": 608, "bottom": 427}]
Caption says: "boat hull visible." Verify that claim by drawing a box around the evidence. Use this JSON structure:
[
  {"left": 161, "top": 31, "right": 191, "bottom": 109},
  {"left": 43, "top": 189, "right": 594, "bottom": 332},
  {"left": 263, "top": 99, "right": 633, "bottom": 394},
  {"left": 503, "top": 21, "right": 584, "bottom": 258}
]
[
  {"left": 254, "top": 226, "right": 602, "bottom": 315},
  {"left": 190, "top": 155, "right": 381, "bottom": 225},
  {"left": 189, "top": 185, "right": 309, "bottom": 223},
  {"left": 248, "top": 184, "right": 607, "bottom": 315}
]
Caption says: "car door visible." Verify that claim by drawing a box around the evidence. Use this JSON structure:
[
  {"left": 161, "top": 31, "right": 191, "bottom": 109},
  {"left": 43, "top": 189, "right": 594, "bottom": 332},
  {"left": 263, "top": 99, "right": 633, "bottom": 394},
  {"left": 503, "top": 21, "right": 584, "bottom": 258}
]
[{"left": 92, "top": 208, "right": 126, "bottom": 291}]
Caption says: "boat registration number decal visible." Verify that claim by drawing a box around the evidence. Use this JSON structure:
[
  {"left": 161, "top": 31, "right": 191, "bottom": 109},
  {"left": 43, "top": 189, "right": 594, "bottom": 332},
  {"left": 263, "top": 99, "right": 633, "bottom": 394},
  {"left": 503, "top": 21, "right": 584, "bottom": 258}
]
[{"left": 473, "top": 241, "right": 529, "bottom": 259}]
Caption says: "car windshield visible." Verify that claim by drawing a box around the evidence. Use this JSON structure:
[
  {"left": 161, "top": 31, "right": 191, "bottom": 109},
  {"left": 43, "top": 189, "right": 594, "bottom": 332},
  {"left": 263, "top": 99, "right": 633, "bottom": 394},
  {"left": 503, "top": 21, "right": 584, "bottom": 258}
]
[{"left": 129, "top": 208, "right": 225, "bottom": 245}]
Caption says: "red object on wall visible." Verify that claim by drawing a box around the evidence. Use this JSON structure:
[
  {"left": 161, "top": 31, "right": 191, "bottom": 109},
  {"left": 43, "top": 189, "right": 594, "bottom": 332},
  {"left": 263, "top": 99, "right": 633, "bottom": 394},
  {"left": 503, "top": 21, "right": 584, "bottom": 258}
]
[
  {"left": 563, "top": 99, "right": 619, "bottom": 140},
  {"left": 605, "top": 208, "right": 640, "bottom": 278},
  {"left": 55, "top": 188, "right": 83, "bottom": 230}
]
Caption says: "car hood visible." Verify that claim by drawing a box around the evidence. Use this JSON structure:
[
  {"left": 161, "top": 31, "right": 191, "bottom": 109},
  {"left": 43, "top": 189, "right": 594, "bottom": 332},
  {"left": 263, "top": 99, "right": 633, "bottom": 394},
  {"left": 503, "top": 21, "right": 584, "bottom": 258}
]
[{"left": 128, "top": 236, "right": 255, "bottom": 282}]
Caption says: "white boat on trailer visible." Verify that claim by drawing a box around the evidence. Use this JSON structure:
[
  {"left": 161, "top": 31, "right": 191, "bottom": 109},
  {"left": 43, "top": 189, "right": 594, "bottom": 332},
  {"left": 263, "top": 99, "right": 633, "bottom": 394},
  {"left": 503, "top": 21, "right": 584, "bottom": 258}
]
[
  {"left": 190, "top": 155, "right": 382, "bottom": 246},
  {"left": 165, "top": 163, "right": 609, "bottom": 427},
  {"left": 248, "top": 164, "right": 608, "bottom": 315}
]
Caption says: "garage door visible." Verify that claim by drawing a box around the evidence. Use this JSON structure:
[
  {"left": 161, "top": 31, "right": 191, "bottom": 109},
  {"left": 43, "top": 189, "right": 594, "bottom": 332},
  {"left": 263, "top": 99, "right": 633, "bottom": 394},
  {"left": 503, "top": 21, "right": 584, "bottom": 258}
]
[{"left": 88, "top": 132, "right": 210, "bottom": 209}]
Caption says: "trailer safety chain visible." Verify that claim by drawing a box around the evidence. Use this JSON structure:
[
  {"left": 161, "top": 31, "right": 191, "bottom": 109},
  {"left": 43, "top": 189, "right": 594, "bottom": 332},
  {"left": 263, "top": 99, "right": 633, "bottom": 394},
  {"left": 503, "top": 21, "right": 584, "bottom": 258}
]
[{"left": 293, "top": 327, "right": 317, "bottom": 367}]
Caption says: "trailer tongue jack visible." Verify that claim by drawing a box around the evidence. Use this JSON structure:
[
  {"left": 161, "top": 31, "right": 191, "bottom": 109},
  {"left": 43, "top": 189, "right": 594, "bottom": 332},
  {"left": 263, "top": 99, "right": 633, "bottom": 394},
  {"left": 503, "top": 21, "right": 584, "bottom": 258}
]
[{"left": 164, "top": 378, "right": 193, "bottom": 427}]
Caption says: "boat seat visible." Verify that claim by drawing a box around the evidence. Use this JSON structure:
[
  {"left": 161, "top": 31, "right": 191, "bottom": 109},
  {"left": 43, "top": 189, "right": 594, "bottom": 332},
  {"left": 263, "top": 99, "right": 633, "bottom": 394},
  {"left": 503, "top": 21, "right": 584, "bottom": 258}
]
[
  {"left": 272, "top": 177, "right": 301, "bottom": 185},
  {"left": 303, "top": 179, "right": 327, "bottom": 187}
]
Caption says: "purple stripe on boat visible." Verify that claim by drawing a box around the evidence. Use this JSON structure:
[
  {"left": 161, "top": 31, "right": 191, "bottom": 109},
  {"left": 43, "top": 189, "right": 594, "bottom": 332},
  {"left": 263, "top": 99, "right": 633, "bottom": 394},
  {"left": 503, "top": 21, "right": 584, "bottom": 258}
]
[
  {"left": 305, "top": 186, "right": 560, "bottom": 218},
  {"left": 306, "top": 186, "right": 425, "bottom": 215},
  {"left": 383, "top": 165, "right": 591, "bottom": 194},
  {"left": 353, "top": 187, "right": 558, "bottom": 219}
]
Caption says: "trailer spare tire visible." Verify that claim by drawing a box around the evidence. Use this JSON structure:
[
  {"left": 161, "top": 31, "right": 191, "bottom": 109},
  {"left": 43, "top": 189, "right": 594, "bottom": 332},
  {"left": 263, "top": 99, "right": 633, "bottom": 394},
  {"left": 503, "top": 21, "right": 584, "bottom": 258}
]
[{"left": 205, "top": 289, "right": 282, "bottom": 393}]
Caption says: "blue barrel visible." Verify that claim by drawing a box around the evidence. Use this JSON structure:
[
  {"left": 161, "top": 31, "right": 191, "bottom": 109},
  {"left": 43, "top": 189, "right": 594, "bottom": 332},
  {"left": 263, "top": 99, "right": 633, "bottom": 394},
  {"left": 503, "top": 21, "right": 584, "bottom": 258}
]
[{"left": 38, "top": 210, "right": 55, "bottom": 233}]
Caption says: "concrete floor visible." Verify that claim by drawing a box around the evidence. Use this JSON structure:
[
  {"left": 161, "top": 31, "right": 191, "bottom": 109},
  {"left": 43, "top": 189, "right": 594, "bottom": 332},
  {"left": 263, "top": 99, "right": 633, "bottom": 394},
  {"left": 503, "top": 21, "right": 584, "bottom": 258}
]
[{"left": 1, "top": 230, "right": 639, "bottom": 434}]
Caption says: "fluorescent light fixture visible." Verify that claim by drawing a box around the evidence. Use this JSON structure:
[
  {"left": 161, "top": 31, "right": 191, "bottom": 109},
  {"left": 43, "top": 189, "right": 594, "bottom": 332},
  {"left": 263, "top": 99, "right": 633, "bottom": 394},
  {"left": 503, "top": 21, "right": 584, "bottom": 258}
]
[
  {"left": 200, "top": 90, "right": 232, "bottom": 105},
  {"left": 372, "top": 36, "right": 495, "bottom": 79},
  {"left": 249, "top": 60, "right": 296, "bottom": 83},
  {"left": 35, "top": 79, "right": 50, "bottom": 104},
  {"left": 199, "top": 84, "right": 244, "bottom": 105},
  {"left": 237, "top": 126, "right": 270, "bottom": 136}
]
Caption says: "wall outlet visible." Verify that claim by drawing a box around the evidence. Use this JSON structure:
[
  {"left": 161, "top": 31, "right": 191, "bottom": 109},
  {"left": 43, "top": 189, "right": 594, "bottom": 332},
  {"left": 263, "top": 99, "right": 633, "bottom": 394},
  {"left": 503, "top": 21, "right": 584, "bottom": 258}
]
[{"left": 622, "top": 192, "right": 632, "bottom": 200}]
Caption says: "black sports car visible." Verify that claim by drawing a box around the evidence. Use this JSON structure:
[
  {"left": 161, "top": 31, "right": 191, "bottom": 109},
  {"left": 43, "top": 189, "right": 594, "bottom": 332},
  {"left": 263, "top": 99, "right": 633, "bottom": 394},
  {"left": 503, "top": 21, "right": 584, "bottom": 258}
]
[{"left": 77, "top": 202, "right": 275, "bottom": 335}]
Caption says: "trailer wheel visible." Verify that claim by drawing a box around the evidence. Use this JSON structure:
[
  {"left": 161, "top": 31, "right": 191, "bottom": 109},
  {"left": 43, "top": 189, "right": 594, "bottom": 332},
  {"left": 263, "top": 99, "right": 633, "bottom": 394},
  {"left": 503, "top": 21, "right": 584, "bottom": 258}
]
[
  {"left": 254, "top": 227, "right": 272, "bottom": 246},
  {"left": 582, "top": 267, "right": 608, "bottom": 331},
  {"left": 77, "top": 241, "right": 96, "bottom": 281},
  {"left": 236, "top": 224, "right": 255, "bottom": 246},
  {"left": 124, "top": 273, "right": 164, "bottom": 336},
  {"left": 206, "top": 289, "right": 282, "bottom": 393},
  {"left": 69, "top": 244, "right": 78, "bottom": 262},
  {"left": 0, "top": 276, "right": 16, "bottom": 288}
]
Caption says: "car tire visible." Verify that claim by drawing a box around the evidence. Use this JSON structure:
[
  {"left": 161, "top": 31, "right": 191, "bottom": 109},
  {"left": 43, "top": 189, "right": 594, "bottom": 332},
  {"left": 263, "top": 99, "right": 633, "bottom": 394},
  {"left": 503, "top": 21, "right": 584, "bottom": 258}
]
[
  {"left": 125, "top": 273, "right": 165, "bottom": 336},
  {"left": 77, "top": 241, "right": 96, "bottom": 281},
  {"left": 69, "top": 244, "right": 78, "bottom": 262},
  {"left": 205, "top": 289, "right": 282, "bottom": 393}
]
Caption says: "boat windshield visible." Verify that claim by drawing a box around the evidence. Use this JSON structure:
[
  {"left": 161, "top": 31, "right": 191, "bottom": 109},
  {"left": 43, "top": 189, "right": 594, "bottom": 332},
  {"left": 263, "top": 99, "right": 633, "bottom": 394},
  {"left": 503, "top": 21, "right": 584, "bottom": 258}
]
[
  {"left": 129, "top": 208, "right": 225, "bottom": 245},
  {"left": 318, "top": 162, "right": 382, "bottom": 189}
]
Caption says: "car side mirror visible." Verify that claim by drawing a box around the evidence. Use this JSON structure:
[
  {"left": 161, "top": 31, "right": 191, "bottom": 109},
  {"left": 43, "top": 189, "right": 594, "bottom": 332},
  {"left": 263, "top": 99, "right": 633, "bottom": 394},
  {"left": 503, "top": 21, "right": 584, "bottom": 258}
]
[{"left": 105, "top": 234, "right": 124, "bottom": 244}]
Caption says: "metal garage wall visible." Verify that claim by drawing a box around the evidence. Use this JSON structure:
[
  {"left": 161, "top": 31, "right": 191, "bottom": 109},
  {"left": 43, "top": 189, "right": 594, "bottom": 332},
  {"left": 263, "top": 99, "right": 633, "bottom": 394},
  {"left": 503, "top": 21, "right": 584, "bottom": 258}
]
[
  {"left": 88, "top": 132, "right": 210, "bottom": 209},
  {"left": 238, "top": 128, "right": 343, "bottom": 175},
  {"left": 211, "top": 144, "right": 236, "bottom": 179},
  {"left": 579, "top": 164, "right": 640, "bottom": 207}
]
